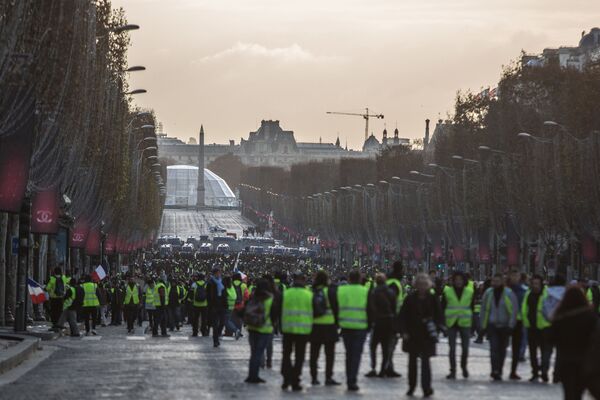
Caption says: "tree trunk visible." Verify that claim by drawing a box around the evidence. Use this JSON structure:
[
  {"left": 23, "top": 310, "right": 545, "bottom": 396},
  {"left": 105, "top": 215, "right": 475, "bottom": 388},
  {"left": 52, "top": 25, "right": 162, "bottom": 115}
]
[
  {"left": 0, "top": 213, "right": 8, "bottom": 325},
  {"left": 6, "top": 214, "right": 19, "bottom": 324},
  {"left": 35, "top": 235, "right": 48, "bottom": 321}
]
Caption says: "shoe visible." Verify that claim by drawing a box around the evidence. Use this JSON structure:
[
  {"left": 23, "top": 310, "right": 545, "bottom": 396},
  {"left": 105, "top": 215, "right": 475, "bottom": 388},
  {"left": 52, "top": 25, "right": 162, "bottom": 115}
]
[
  {"left": 91, "top": 330, "right": 97, "bottom": 335},
  {"left": 161, "top": 334, "right": 170, "bottom": 338},
  {"left": 474, "top": 338, "right": 483, "bottom": 344},
  {"left": 291, "top": 384, "right": 303, "bottom": 392},
  {"left": 491, "top": 373, "right": 502, "bottom": 381},
  {"left": 365, "top": 370, "right": 378, "bottom": 378},
  {"left": 213, "top": 342, "right": 220, "bottom": 348},
  {"left": 152, "top": 334, "right": 159, "bottom": 337},
  {"left": 541, "top": 373, "right": 549, "bottom": 383},
  {"left": 378, "top": 371, "right": 387, "bottom": 378},
  {"left": 311, "top": 378, "right": 320, "bottom": 385},
  {"left": 325, "top": 379, "right": 341, "bottom": 386},
  {"left": 281, "top": 383, "right": 289, "bottom": 391},
  {"left": 406, "top": 389, "right": 415, "bottom": 396},
  {"left": 85, "top": 332, "right": 90, "bottom": 336},
  {"left": 462, "top": 368, "right": 469, "bottom": 378},
  {"left": 266, "top": 360, "right": 272, "bottom": 369},
  {"left": 235, "top": 330, "right": 242, "bottom": 340},
  {"left": 347, "top": 384, "right": 359, "bottom": 391},
  {"left": 192, "top": 333, "right": 198, "bottom": 337},
  {"left": 423, "top": 388, "right": 434, "bottom": 398},
  {"left": 245, "top": 377, "right": 265, "bottom": 384},
  {"left": 386, "top": 369, "right": 402, "bottom": 378},
  {"left": 446, "top": 372, "right": 456, "bottom": 379},
  {"left": 509, "top": 373, "right": 521, "bottom": 380},
  {"left": 529, "top": 375, "right": 539, "bottom": 382}
]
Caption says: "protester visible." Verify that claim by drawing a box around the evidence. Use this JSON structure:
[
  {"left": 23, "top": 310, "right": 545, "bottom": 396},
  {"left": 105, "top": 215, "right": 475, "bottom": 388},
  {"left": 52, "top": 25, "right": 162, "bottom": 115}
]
[
  {"left": 366, "top": 272, "right": 396, "bottom": 378},
  {"left": 400, "top": 273, "right": 442, "bottom": 397}
]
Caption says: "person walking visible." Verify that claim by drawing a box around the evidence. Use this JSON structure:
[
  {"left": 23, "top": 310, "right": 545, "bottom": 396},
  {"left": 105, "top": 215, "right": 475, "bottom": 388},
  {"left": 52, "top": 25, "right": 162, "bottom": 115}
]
[
  {"left": 384, "top": 261, "right": 405, "bottom": 377},
  {"left": 97, "top": 282, "right": 109, "bottom": 327},
  {"left": 153, "top": 278, "right": 169, "bottom": 337},
  {"left": 245, "top": 278, "right": 277, "bottom": 384},
  {"left": 224, "top": 276, "right": 243, "bottom": 339},
  {"left": 144, "top": 278, "right": 157, "bottom": 334},
  {"left": 365, "top": 272, "right": 396, "bottom": 378},
  {"left": 191, "top": 273, "right": 209, "bottom": 337},
  {"left": 400, "top": 273, "right": 442, "bottom": 397},
  {"left": 309, "top": 270, "right": 340, "bottom": 386},
  {"left": 81, "top": 275, "right": 100, "bottom": 336},
  {"left": 46, "top": 267, "right": 69, "bottom": 331},
  {"left": 123, "top": 275, "right": 141, "bottom": 334},
  {"left": 110, "top": 281, "right": 124, "bottom": 326},
  {"left": 508, "top": 269, "right": 527, "bottom": 380},
  {"left": 167, "top": 276, "right": 181, "bottom": 332},
  {"left": 480, "top": 273, "right": 518, "bottom": 381},
  {"left": 442, "top": 271, "right": 474, "bottom": 379},
  {"left": 337, "top": 269, "right": 370, "bottom": 392},
  {"left": 521, "top": 274, "right": 552, "bottom": 382},
  {"left": 280, "top": 271, "right": 313, "bottom": 392},
  {"left": 57, "top": 278, "right": 82, "bottom": 337},
  {"left": 551, "top": 286, "right": 598, "bottom": 400},
  {"left": 207, "top": 267, "right": 228, "bottom": 347}
]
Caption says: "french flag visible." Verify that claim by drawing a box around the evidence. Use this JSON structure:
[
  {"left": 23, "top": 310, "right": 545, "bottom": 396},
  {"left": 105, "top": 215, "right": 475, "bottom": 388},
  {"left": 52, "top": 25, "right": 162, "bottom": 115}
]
[
  {"left": 27, "top": 278, "right": 47, "bottom": 305},
  {"left": 92, "top": 265, "right": 106, "bottom": 283}
]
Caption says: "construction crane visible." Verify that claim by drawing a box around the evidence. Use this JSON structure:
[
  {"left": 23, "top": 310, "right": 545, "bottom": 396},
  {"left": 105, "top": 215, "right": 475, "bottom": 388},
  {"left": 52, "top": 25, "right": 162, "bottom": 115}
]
[{"left": 326, "top": 108, "right": 384, "bottom": 142}]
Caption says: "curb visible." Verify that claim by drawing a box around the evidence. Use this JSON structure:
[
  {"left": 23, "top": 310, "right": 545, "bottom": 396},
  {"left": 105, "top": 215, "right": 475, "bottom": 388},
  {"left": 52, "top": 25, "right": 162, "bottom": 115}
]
[{"left": 0, "top": 334, "right": 41, "bottom": 375}]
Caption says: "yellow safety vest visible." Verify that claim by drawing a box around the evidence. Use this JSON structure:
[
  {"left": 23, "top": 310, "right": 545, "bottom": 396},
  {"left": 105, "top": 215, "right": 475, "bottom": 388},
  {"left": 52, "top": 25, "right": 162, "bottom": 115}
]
[
  {"left": 247, "top": 296, "right": 274, "bottom": 334},
  {"left": 82, "top": 282, "right": 99, "bottom": 307},
  {"left": 522, "top": 288, "right": 551, "bottom": 330},
  {"left": 337, "top": 284, "right": 369, "bottom": 330},
  {"left": 124, "top": 284, "right": 140, "bottom": 305},
  {"left": 313, "top": 287, "right": 335, "bottom": 325},
  {"left": 281, "top": 287, "right": 313, "bottom": 335},
  {"left": 443, "top": 286, "right": 474, "bottom": 328}
]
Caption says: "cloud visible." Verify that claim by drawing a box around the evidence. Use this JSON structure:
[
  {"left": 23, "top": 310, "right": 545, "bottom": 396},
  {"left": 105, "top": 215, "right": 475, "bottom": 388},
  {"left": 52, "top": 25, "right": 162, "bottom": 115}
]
[{"left": 195, "top": 42, "right": 333, "bottom": 64}]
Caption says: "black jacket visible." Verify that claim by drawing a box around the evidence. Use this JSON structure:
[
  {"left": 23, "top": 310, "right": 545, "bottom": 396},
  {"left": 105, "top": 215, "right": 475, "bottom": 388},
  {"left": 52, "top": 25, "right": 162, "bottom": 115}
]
[
  {"left": 399, "top": 291, "right": 442, "bottom": 357},
  {"left": 369, "top": 284, "right": 396, "bottom": 326},
  {"left": 551, "top": 306, "right": 597, "bottom": 366},
  {"left": 206, "top": 277, "right": 227, "bottom": 311}
]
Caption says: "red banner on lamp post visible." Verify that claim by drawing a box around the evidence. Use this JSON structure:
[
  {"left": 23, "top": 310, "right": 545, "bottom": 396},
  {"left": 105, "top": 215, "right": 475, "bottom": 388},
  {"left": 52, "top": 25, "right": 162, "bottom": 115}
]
[
  {"left": 70, "top": 219, "right": 90, "bottom": 248},
  {"left": 30, "top": 190, "right": 60, "bottom": 234},
  {"left": 85, "top": 228, "right": 101, "bottom": 256}
]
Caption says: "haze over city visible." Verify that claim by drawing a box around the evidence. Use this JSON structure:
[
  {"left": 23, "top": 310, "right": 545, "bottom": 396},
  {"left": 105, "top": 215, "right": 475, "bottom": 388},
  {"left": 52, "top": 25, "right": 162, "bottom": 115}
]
[{"left": 114, "top": 0, "right": 600, "bottom": 148}]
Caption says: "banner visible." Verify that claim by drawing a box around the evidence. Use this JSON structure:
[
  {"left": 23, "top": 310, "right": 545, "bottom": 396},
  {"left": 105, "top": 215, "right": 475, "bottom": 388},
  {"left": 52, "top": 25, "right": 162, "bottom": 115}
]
[
  {"left": 478, "top": 226, "right": 491, "bottom": 263},
  {"left": 70, "top": 219, "right": 90, "bottom": 248},
  {"left": 104, "top": 232, "right": 117, "bottom": 255},
  {"left": 582, "top": 234, "right": 598, "bottom": 264},
  {"left": 85, "top": 228, "right": 101, "bottom": 256},
  {"left": 0, "top": 106, "right": 34, "bottom": 213},
  {"left": 506, "top": 214, "right": 520, "bottom": 266},
  {"left": 31, "top": 190, "right": 59, "bottom": 234}
]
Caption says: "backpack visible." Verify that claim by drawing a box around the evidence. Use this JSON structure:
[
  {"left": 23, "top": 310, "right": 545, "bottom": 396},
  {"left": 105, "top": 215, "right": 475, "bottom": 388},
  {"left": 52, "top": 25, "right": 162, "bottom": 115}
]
[
  {"left": 194, "top": 284, "right": 207, "bottom": 303},
  {"left": 313, "top": 288, "right": 328, "bottom": 318},
  {"left": 243, "top": 298, "right": 266, "bottom": 326},
  {"left": 55, "top": 277, "right": 65, "bottom": 297}
]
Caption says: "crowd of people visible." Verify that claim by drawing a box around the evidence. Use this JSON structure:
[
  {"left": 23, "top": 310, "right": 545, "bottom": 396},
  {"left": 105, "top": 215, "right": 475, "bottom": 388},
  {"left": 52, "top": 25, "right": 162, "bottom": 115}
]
[{"left": 43, "top": 254, "right": 600, "bottom": 399}]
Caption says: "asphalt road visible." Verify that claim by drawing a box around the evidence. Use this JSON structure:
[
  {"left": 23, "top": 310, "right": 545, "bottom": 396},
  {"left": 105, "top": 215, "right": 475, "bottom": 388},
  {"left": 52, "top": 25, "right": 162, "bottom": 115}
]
[
  {"left": 160, "top": 208, "right": 254, "bottom": 239},
  {"left": 0, "top": 323, "right": 567, "bottom": 400}
]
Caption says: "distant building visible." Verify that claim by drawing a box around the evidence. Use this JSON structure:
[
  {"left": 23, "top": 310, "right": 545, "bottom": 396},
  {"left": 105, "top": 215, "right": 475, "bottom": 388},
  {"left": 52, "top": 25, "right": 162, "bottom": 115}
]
[
  {"left": 159, "top": 119, "right": 412, "bottom": 170},
  {"left": 165, "top": 165, "right": 237, "bottom": 208},
  {"left": 523, "top": 27, "right": 600, "bottom": 71}
]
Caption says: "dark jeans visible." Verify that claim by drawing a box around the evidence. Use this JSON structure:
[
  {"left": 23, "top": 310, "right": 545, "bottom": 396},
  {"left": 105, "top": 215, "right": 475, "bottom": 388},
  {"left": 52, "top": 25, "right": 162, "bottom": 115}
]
[
  {"left": 82, "top": 306, "right": 97, "bottom": 333},
  {"left": 488, "top": 324, "right": 511, "bottom": 376},
  {"left": 341, "top": 329, "right": 367, "bottom": 386},
  {"left": 408, "top": 352, "right": 432, "bottom": 392},
  {"left": 527, "top": 328, "right": 552, "bottom": 376},
  {"left": 511, "top": 321, "right": 523, "bottom": 374},
  {"left": 369, "top": 325, "right": 393, "bottom": 372},
  {"left": 281, "top": 333, "right": 308, "bottom": 386},
  {"left": 124, "top": 305, "right": 138, "bottom": 331},
  {"left": 167, "top": 304, "right": 181, "bottom": 330},
  {"left": 248, "top": 331, "right": 272, "bottom": 380},
  {"left": 152, "top": 308, "right": 167, "bottom": 336},
  {"left": 310, "top": 340, "right": 335, "bottom": 380},
  {"left": 560, "top": 362, "right": 586, "bottom": 400},
  {"left": 110, "top": 304, "right": 122, "bottom": 325},
  {"left": 447, "top": 325, "right": 470, "bottom": 373},
  {"left": 49, "top": 298, "right": 63, "bottom": 327},
  {"left": 191, "top": 306, "right": 209, "bottom": 336},
  {"left": 210, "top": 308, "right": 226, "bottom": 345}
]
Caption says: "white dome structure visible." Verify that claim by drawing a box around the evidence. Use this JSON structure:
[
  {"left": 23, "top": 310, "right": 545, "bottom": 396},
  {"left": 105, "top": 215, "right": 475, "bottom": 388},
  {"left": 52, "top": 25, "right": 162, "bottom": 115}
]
[{"left": 165, "top": 165, "right": 238, "bottom": 208}]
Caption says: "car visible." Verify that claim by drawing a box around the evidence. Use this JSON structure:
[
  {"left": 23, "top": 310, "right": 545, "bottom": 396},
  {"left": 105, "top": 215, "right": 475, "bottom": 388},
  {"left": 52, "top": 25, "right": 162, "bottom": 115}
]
[
  {"left": 209, "top": 226, "right": 227, "bottom": 233},
  {"left": 216, "top": 243, "right": 230, "bottom": 254}
]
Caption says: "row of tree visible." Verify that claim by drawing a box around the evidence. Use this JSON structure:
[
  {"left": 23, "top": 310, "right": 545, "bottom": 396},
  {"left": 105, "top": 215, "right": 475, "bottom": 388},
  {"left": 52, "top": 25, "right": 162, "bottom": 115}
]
[
  {"left": 0, "top": 1, "right": 163, "bottom": 325},
  {"left": 239, "top": 61, "right": 600, "bottom": 275}
]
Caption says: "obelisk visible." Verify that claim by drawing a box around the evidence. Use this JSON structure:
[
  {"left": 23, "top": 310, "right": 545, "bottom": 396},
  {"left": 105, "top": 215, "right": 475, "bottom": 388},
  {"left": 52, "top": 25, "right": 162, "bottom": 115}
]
[{"left": 196, "top": 125, "right": 205, "bottom": 209}]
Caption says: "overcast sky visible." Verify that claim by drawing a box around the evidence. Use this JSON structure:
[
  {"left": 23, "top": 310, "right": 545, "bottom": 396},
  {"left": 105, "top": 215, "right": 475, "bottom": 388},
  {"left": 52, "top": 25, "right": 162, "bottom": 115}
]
[{"left": 113, "top": 0, "right": 600, "bottom": 149}]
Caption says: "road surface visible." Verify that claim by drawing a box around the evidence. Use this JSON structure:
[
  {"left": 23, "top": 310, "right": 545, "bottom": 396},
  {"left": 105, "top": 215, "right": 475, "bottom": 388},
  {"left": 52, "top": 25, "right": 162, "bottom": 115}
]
[
  {"left": 0, "top": 323, "right": 566, "bottom": 400},
  {"left": 160, "top": 208, "right": 253, "bottom": 238}
]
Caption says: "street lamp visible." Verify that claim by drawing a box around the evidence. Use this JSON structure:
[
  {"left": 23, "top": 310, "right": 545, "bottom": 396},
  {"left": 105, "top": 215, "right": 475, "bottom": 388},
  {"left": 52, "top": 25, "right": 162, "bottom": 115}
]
[
  {"left": 124, "top": 66, "right": 146, "bottom": 72},
  {"left": 517, "top": 132, "right": 553, "bottom": 144},
  {"left": 113, "top": 24, "right": 140, "bottom": 33},
  {"left": 452, "top": 155, "right": 479, "bottom": 164},
  {"left": 410, "top": 170, "right": 435, "bottom": 179},
  {"left": 126, "top": 89, "right": 147, "bottom": 95}
]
